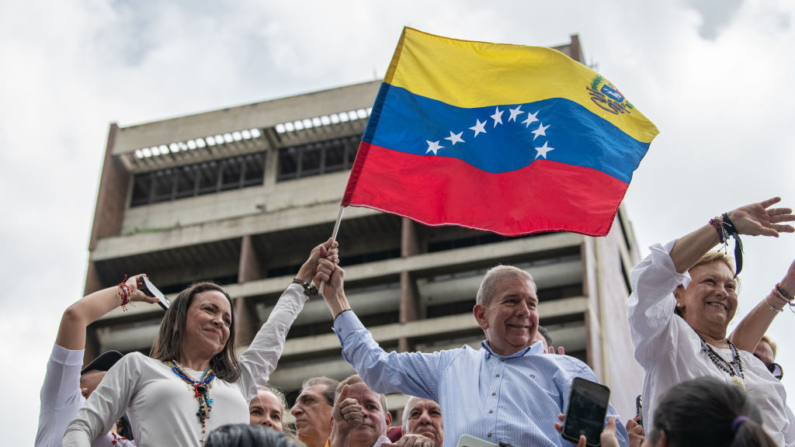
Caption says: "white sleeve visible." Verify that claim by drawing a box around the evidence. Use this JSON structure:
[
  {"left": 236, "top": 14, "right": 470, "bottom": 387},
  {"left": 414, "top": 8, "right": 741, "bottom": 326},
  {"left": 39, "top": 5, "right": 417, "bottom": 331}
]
[
  {"left": 63, "top": 353, "right": 143, "bottom": 447},
  {"left": 237, "top": 284, "right": 307, "bottom": 402},
  {"left": 36, "top": 345, "right": 85, "bottom": 446},
  {"left": 626, "top": 240, "right": 690, "bottom": 366},
  {"left": 786, "top": 405, "right": 795, "bottom": 446}
]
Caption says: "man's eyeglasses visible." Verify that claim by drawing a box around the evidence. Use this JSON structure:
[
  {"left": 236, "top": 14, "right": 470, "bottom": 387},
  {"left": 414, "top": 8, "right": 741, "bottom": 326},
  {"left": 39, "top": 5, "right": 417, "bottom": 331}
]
[{"left": 753, "top": 354, "right": 784, "bottom": 380}]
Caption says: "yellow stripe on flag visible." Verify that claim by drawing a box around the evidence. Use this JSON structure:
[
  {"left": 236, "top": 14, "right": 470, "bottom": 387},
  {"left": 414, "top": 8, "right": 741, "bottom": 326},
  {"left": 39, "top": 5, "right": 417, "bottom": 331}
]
[{"left": 387, "top": 27, "right": 659, "bottom": 144}]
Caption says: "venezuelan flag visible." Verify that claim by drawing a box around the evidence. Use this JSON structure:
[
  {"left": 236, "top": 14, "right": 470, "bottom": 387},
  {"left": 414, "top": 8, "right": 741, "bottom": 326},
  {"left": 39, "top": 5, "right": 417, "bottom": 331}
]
[{"left": 342, "top": 27, "right": 659, "bottom": 236}]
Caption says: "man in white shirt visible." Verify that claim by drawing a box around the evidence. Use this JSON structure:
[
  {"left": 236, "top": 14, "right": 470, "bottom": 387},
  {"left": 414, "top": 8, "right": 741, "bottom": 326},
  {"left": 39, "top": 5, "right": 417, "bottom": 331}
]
[{"left": 36, "top": 274, "right": 159, "bottom": 447}]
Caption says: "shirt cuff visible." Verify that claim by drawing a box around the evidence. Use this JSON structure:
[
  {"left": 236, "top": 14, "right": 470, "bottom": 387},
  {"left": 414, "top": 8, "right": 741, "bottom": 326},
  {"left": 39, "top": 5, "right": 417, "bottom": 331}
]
[
  {"left": 650, "top": 239, "right": 691, "bottom": 289},
  {"left": 51, "top": 344, "right": 85, "bottom": 366},
  {"left": 333, "top": 310, "right": 365, "bottom": 362}
]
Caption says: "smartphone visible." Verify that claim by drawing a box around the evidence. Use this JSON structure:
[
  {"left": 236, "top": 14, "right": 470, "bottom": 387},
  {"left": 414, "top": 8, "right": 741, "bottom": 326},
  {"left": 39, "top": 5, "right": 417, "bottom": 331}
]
[
  {"left": 635, "top": 395, "right": 643, "bottom": 427},
  {"left": 561, "top": 377, "right": 611, "bottom": 447},
  {"left": 140, "top": 276, "right": 171, "bottom": 310},
  {"left": 456, "top": 435, "right": 498, "bottom": 447}
]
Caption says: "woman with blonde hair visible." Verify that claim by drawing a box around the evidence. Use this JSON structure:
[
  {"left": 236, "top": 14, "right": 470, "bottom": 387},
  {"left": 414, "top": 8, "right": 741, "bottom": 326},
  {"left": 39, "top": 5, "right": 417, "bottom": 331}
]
[{"left": 627, "top": 198, "right": 795, "bottom": 445}]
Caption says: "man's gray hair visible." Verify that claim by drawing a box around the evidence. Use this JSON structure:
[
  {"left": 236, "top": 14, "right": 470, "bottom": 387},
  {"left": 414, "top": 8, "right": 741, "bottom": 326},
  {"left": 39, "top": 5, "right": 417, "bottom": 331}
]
[
  {"left": 402, "top": 396, "right": 421, "bottom": 429},
  {"left": 476, "top": 265, "right": 537, "bottom": 307}
]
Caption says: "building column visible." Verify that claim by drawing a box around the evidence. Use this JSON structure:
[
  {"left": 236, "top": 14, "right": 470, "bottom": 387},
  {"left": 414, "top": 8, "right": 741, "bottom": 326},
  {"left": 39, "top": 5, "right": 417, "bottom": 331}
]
[
  {"left": 399, "top": 218, "right": 420, "bottom": 352},
  {"left": 235, "top": 235, "right": 262, "bottom": 347}
]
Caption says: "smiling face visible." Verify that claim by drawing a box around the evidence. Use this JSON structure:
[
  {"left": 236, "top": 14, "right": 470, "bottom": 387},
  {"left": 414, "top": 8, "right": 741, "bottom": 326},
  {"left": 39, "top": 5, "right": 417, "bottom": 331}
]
[
  {"left": 182, "top": 291, "right": 232, "bottom": 359},
  {"left": 291, "top": 384, "right": 334, "bottom": 447},
  {"left": 345, "top": 382, "right": 391, "bottom": 447},
  {"left": 676, "top": 261, "right": 738, "bottom": 336},
  {"left": 404, "top": 399, "right": 443, "bottom": 447},
  {"left": 474, "top": 274, "right": 539, "bottom": 356},
  {"left": 249, "top": 389, "right": 284, "bottom": 432}
]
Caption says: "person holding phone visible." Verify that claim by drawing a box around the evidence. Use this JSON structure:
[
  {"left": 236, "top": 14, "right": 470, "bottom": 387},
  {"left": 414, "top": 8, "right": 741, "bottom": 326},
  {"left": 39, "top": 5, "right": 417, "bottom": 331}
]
[
  {"left": 315, "top": 261, "right": 629, "bottom": 447},
  {"left": 37, "top": 274, "right": 159, "bottom": 447},
  {"left": 626, "top": 198, "right": 795, "bottom": 446},
  {"left": 63, "top": 240, "right": 338, "bottom": 447}
]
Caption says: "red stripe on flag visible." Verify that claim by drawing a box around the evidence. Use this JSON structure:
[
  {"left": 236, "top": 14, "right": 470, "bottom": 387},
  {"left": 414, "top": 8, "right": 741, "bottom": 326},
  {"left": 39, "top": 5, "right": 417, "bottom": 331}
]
[{"left": 342, "top": 143, "right": 628, "bottom": 237}]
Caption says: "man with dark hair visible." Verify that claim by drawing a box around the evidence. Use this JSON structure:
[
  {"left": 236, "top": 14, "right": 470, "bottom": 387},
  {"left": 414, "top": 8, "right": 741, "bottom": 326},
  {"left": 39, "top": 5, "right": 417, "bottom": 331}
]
[
  {"left": 330, "top": 375, "right": 392, "bottom": 447},
  {"left": 316, "top": 262, "right": 629, "bottom": 447},
  {"left": 291, "top": 376, "right": 338, "bottom": 447}
]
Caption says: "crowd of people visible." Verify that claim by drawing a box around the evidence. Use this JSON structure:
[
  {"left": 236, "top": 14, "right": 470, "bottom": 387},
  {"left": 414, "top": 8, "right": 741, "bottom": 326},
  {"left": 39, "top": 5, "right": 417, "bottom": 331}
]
[{"left": 37, "top": 198, "right": 795, "bottom": 446}]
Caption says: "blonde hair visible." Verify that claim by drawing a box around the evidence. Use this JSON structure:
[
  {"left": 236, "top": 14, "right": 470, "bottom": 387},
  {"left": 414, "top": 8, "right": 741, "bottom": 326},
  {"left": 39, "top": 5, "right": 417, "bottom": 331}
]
[
  {"left": 692, "top": 251, "right": 736, "bottom": 276},
  {"left": 760, "top": 335, "right": 777, "bottom": 357}
]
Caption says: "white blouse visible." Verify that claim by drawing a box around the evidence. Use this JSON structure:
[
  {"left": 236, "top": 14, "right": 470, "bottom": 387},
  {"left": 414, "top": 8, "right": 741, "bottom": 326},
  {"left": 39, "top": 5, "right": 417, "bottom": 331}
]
[
  {"left": 626, "top": 240, "right": 794, "bottom": 446},
  {"left": 63, "top": 284, "right": 307, "bottom": 447}
]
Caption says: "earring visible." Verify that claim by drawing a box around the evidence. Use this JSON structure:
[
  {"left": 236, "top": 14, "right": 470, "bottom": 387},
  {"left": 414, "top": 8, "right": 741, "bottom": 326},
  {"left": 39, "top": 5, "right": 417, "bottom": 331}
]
[{"left": 676, "top": 303, "right": 681, "bottom": 308}]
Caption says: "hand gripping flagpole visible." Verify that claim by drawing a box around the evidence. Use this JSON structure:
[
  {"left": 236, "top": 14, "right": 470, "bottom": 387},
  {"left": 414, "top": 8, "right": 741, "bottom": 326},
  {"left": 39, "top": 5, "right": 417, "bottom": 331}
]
[{"left": 317, "top": 206, "right": 346, "bottom": 295}]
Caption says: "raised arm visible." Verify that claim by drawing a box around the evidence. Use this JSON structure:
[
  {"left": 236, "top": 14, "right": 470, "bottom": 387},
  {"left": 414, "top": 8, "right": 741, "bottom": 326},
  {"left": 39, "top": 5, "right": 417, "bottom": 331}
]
[
  {"left": 730, "top": 260, "right": 795, "bottom": 352},
  {"left": 669, "top": 197, "right": 794, "bottom": 273},
  {"left": 237, "top": 239, "right": 339, "bottom": 402},
  {"left": 56, "top": 274, "right": 159, "bottom": 350}
]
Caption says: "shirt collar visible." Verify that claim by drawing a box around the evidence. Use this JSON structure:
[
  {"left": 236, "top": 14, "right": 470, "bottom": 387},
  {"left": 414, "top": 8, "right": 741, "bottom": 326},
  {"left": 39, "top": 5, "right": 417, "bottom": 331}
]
[{"left": 481, "top": 340, "right": 543, "bottom": 359}]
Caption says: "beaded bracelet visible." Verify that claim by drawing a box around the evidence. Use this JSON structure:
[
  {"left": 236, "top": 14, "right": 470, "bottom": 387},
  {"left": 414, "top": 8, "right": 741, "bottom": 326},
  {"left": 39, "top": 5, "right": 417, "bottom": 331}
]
[
  {"left": 775, "top": 283, "right": 793, "bottom": 301},
  {"left": 118, "top": 275, "right": 132, "bottom": 311},
  {"left": 709, "top": 216, "right": 729, "bottom": 243}
]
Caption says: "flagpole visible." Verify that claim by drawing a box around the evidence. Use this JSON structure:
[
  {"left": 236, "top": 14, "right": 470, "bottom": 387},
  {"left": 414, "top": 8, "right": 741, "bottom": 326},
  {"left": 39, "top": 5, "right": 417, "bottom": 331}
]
[{"left": 318, "top": 206, "right": 346, "bottom": 295}]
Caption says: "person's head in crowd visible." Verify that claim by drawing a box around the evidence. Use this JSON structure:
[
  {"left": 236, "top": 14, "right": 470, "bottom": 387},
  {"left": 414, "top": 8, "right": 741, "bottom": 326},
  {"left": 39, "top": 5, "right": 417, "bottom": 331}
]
[
  {"left": 534, "top": 325, "right": 551, "bottom": 351},
  {"left": 205, "top": 423, "right": 295, "bottom": 447},
  {"left": 673, "top": 252, "right": 738, "bottom": 332},
  {"left": 150, "top": 282, "right": 239, "bottom": 381},
  {"left": 473, "top": 266, "right": 539, "bottom": 356},
  {"left": 402, "top": 397, "right": 443, "bottom": 447},
  {"left": 334, "top": 374, "right": 392, "bottom": 447},
  {"left": 250, "top": 385, "right": 287, "bottom": 432},
  {"left": 647, "top": 377, "right": 777, "bottom": 447},
  {"left": 291, "top": 376, "right": 337, "bottom": 447},
  {"left": 753, "top": 335, "right": 784, "bottom": 380},
  {"left": 79, "top": 350, "right": 123, "bottom": 399},
  {"left": 754, "top": 335, "right": 777, "bottom": 364}
]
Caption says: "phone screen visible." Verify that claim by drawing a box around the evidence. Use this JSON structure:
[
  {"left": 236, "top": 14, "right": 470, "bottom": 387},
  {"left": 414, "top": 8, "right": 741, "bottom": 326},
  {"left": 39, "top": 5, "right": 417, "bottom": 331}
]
[{"left": 562, "top": 378, "right": 611, "bottom": 446}]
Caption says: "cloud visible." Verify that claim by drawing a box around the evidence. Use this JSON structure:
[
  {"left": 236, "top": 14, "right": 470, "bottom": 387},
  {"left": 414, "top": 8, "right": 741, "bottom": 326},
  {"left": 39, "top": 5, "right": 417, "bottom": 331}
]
[{"left": 685, "top": 0, "right": 744, "bottom": 40}]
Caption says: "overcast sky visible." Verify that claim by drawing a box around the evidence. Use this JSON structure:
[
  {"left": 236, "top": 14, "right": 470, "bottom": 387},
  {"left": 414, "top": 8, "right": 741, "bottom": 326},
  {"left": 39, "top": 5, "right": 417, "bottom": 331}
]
[{"left": 2, "top": 0, "right": 794, "bottom": 444}]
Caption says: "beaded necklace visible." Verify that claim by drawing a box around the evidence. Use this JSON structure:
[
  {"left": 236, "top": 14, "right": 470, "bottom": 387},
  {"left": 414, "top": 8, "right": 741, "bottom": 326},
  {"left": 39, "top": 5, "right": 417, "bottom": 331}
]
[
  {"left": 700, "top": 338, "right": 745, "bottom": 390},
  {"left": 168, "top": 360, "right": 216, "bottom": 443}
]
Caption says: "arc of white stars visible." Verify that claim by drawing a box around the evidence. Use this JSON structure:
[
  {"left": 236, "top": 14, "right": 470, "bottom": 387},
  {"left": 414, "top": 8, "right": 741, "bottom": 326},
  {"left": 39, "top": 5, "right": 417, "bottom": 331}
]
[
  {"left": 522, "top": 110, "right": 540, "bottom": 128},
  {"left": 426, "top": 140, "right": 444, "bottom": 155},
  {"left": 470, "top": 119, "right": 487, "bottom": 137},
  {"left": 535, "top": 141, "right": 554, "bottom": 159},
  {"left": 531, "top": 122, "right": 550, "bottom": 140},
  {"left": 444, "top": 131, "right": 465, "bottom": 146},
  {"left": 508, "top": 105, "right": 524, "bottom": 122},
  {"left": 491, "top": 107, "right": 504, "bottom": 127}
]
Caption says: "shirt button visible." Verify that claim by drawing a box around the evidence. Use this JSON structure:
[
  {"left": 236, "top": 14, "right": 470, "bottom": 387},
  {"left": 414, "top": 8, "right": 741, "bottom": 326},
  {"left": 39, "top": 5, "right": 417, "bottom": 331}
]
[
  {"left": 530, "top": 374, "right": 536, "bottom": 378},
  {"left": 496, "top": 374, "right": 500, "bottom": 377},
  {"left": 500, "top": 359, "right": 504, "bottom": 362},
  {"left": 492, "top": 392, "right": 496, "bottom": 396},
  {"left": 489, "top": 410, "right": 493, "bottom": 414},
  {"left": 487, "top": 434, "right": 492, "bottom": 438}
]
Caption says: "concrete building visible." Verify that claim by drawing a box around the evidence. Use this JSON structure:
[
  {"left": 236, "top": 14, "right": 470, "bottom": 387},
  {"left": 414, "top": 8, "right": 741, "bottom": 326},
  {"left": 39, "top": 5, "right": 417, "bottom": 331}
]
[{"left": 84, "top": 35, "right": 644, "bottom": 420}]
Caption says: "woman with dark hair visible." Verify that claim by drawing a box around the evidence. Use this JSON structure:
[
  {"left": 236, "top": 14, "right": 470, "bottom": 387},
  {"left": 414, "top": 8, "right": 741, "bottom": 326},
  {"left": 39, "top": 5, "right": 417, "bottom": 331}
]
[
  {"left": 205, "top": 424, "right": 295, "bottom": 447},
  {"left": 64, "top": 240, "right": 338, "bottom": 447},
  {"left": 647, "top": 377, "right": 777, "bottom": 447},
  {"left": 626, "top": 198, "right": 795, "bottom": 445}
]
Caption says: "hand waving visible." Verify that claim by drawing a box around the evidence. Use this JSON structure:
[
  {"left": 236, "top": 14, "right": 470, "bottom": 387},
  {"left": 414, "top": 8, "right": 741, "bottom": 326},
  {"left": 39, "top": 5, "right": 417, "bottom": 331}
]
[{"left": 726, "top": 197, "right": 795, "bottom": 238}]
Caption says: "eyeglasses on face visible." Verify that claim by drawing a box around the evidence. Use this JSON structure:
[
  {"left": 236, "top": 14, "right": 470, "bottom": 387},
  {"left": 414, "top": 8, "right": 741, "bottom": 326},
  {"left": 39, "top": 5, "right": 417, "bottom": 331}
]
[{"left": 753, "top": 353, "right": 783, "bottom": 380}]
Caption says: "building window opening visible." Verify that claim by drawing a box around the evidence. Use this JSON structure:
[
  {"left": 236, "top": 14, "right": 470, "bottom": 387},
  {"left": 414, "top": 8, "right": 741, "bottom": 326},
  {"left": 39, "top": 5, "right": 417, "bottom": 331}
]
[
  {"left": 129, "top": 151, "right": 266, "bottom": 207},
  {"left": 277, "top": 135, "right": 359, "bottom": 182}
]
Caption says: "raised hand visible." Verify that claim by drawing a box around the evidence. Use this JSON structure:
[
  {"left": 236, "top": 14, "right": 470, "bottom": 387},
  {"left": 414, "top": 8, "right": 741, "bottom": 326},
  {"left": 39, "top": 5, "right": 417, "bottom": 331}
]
[
  {"left": 128, "top": 275, "right": 160, "bottom": 304},
  {"left": 726, "top": 197, "right": 795, "bottom": 238},
  {"left": 297, "top": 238, "right": 340, "bottom": 283},
  {"left": 332, "top": 385, "right": 363, "bottom": 434}
]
